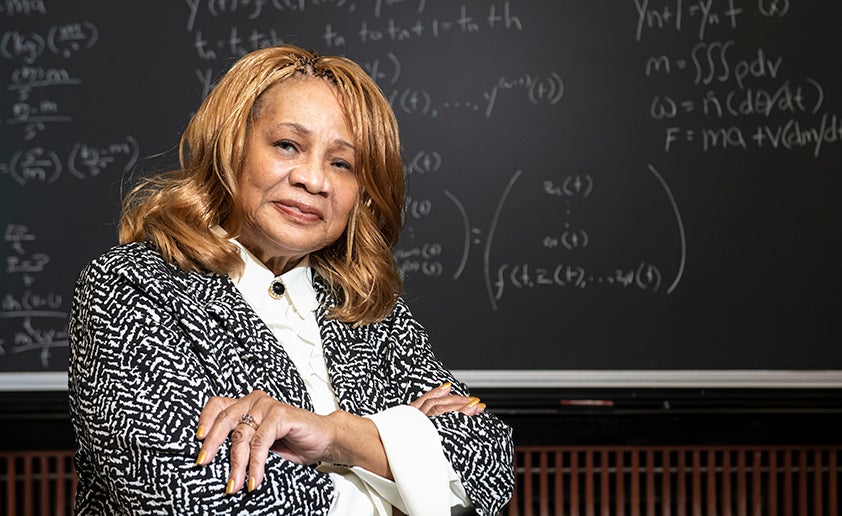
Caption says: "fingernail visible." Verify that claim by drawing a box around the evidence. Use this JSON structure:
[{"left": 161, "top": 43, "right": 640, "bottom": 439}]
[
  {"left": 477, "top": 402, "right": 487, "bottom": 410},
  {"left": 465, "top": 397, "right": 480, "bottom": 407},
  {"left": 438, "top": 382, "right": 452, "bottom": 389},
  {"left": 195, "top": 450, "right": 207, "bottom": 465},
  {"left": 247, "top": 476, "right": 256, "bottom": 492},
  {"left": 225, "top": 478, "right": 235, "bottom": 495},
  {"left": 196, "top": 425, "right": 205, "bottom": 439}
]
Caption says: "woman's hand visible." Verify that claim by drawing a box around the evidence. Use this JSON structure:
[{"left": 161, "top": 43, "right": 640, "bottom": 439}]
[
  {"left": 409, "top": 382, "right": 486, "bottom": 417},
  {"left": 195, "top": 390, "right": 390, "bottom": 495}
]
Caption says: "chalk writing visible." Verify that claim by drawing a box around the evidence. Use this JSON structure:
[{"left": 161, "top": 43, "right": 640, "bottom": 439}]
[
  {"left": 663, "top": 114, "right": 842, "bottom": 156},
  {"left": 634, "top": 0, "right": 743, "bottom": 42},
  {"left": 492, "top": 261, "right": 664, "bottom": 300},
  {"left": 1, "top": 224, "right": 68, "bottom": 368},
  {"left": 1, "top": 0, "right": 840, "bottom": 374},
  {"left": 0, "top": 0, "right": 47, "bottom": 16},
  {"left": 0, "top": 22, "right": 97, "bottom": 62},
  {"left": 1, "top": 137, "right": 139, "bottom": 185},
  {"left": 385, "top": 71, "right": 563, "bottom": 119},
  {"left": 639, "top": 2, "right": 840, "bottom": 160}
]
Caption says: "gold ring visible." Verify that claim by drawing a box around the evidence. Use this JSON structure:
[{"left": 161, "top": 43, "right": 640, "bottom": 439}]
[{"left": 238, "top": 414, "right": 259, "bottom": 431}]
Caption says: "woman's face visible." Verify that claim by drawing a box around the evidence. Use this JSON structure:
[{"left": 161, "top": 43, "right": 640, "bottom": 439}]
[{"left": 235, "top": 76, "right": 359, "bottom": 274}]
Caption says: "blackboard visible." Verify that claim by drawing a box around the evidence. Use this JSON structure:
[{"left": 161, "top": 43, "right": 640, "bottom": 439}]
[{"left": 2, "top": 1, "right": 841, "bottom": 386}]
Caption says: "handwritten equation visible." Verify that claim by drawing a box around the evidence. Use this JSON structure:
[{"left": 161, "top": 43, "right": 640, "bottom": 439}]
[
  {"left": 637, "top": 1, "right": 841, "bottom": 157},
  {"left": 0, "top": 137, "right": 139, "bottom": 185},
  {"left": 1, "top": 21, "right": 98, "bottom": 63},
  {"left": 1, "top": 224, "right": 69, "bottom": 368},
  {"left": 395, "top": 158, "right": 687, "bottom": 311}
]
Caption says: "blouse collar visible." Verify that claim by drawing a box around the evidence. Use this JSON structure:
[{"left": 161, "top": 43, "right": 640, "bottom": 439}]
[{"left": 228, "top": 239, "right": 319, "bottom": 320}]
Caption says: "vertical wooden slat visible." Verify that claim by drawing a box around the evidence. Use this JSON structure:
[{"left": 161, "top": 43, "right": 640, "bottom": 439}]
[
  {"left": 616, "top": 449, "right": 626, "bottom": 516},
  {"left": 829, "top": 451, "right": 838, "bottom": 516},
  {"left": 24, "top": 455, "right": 34, "bottom": 516},
  {"left": 55, "top": 454, "right": 67, "bottom": 516},
  {"left": 646, "top": 450, "right": 655, "bottom": 516},
  {"left": 692, "top": 449, "right": 701, "bottom": 516},
  {"left": 524, "top": 451, "right": 534, "bottom": 516},
  {"left": 784, "top": 449, "right": 794, "bottom": 516},
  {"left": 677, "top": 450, "right": 687, "bottom": 516},
  {"left": 600, "top": 450, "right": 610, "bottom": 516},
  {"left": 585, "top": 450, "right": 594, "bottom": 516},
  {"left": 813, "top": 450, "right": 823, "bottom": 516},
  {"left": 5, "top": 454, "right": 15, "bottom": 516},
  {"left": 722, "top": 450, "right": 733, "bottom": 516},
  {"left": 768, "top": 449, "right": 779, "bottom": 516},
  {"left": 752, "top": 450, "right": 763, "bottom": 516},
  {"left": 706, "top": 449, "right": 717, "bottom": 516},
  {"left": 737, "top": 449, "right": 747, "bottom": 516},
  {"left": 570, "top": 450, "right": 580, "bottom": 516},
  {"left": 540, "top": 450, "right": 549, "bottom": 516},
  {"left": 798, "top": 451, "right": 808, "bottom": 516},
  {"left": 39, "top": 455, "right": 49, "bottom": 516},
  {"left": 555, "top": 451, "right": 564, "bottom": 516},
  {"left": 630, "top": 449, "right": 640, "bottom": 516},
  {"left": 653, "top": 450, "right": 672, "bottom": 516}
]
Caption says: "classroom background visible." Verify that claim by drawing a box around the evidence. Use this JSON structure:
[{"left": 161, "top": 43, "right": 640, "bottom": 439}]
[{"left": 2, "top": 1, "right": 841, "bottom": 513}]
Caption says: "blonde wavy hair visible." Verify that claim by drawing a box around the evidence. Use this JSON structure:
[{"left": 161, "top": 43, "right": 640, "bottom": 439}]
[{"left": 120, "top": 45, "right": 405, "bottom": 325}]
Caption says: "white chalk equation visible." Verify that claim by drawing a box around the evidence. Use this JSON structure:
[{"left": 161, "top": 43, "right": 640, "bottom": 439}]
[
  {"left": 0, "top": 0, "right": 47, "bottom": 16},
  {"left": 662, "top": 114, "right": 842, "bottom": 156},
  {"left": 387, "top": 71, "right": 563, "bottom": 119},
  {"left": 189, "top": 2, "right": 521, "bottom": 60},
  {"left": 0, "top": 21, "right": 98, "bottom": 63},
  {"left": 638, "top": 3, "right": 841, "bottom": 158},
  {"left": 635, "top": 0, "right": 744, "bottom": 42},
  {"left": 481, "top": 166, "right": 685, "bottom": 310},
  {"left": 646, "top": 44, "right": 787, "bottom": 91},
  {"left": 650, "top": 79, "right": 824, "bottom": 120},
  {"left": 1, "top": 224, "right": 68, "bottom": 369},
  {"left": 5, "top": 64, "right": 84, "bottom": 140},
  {"left": 395, "top": 159, "right": 686, "bottom": 311},
  {"left": 0, "top": 136, "right": 139, "bottom": 185}
]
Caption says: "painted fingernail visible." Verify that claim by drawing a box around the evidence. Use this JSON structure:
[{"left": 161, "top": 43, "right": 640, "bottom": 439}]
[
  {"left": 195, "top": 450, "right": 207, "bottom": 465},
  {"left": 477, "top": 403, "right": 487, "bottom": 410},
  {"left": 438, "top": 382, "right": 452, "bottom": 389},
  {"left": 196, "top": 425, "right": 205, "bottom": 439},
  {"left": 225, "top": 478, "right": 235, "bottom": 495},
  {"left": 466, "top": 397, "right": 480, "bottom": 407},
  {"left": 248, "top": 476, "right": 256, "bottom": 492}
]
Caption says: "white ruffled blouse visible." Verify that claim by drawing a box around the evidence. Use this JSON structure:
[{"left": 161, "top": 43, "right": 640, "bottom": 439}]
[{"left": 229, "top": 241, "right": 473, "bottom": 515}]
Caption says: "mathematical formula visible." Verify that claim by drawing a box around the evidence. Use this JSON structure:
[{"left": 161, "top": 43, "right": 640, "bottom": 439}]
[{"left": 2, "top": 224, "right": 68, "bottom": 368}]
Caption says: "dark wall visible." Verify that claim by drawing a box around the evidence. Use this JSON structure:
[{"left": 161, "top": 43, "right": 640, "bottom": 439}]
[
  {"left": 2, "top": 2, "right": 842, "bottom": 381},
  {"left": 4, "top": 388, "right": 842, "bottom": 451}
]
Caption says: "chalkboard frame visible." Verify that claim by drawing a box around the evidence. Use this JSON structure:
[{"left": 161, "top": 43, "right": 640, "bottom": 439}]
[{"left": 2, "top": 369, "right": 842, "bottom": 392}]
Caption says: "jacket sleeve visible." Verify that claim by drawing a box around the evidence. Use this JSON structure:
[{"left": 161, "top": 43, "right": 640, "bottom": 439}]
[
  {"left": 384, "top": 298, "right": 515, "bottom": 516},
  {"left": 68, "top": 246, "right": 334, "bottom": 515}
]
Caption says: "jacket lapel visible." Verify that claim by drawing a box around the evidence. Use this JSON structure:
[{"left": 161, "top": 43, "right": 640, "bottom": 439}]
[
  {"left": 314, "top": 279, "right": 389, "bottom": 416},
  {"left": 176, "top": 268, "right": 313, "bottom": 411}
]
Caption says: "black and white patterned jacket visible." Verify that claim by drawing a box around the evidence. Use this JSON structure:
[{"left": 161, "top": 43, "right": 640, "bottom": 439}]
[{"left": 68, "top": 242, "right": 514, "bottom": 515}]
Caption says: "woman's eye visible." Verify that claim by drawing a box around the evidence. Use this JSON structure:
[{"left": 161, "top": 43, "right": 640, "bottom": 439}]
[
  {"left": 274, "top": 140, "right": 297, "bottom": 152},
  {"left": 332, "top": 160, "right": 353, "bottom": 172}
]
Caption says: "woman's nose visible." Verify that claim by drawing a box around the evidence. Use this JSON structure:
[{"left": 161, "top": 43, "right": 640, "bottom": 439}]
[{"left": 289, "top": 157, "right": 328, "bottom": 195}]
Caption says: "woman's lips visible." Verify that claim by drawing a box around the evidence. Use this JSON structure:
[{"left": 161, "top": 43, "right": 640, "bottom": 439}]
[{"left": 273, "top": 200, "right": 323, "bottom": 222}]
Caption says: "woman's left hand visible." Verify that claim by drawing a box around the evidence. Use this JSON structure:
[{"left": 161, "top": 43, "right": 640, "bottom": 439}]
[
  {"left": 195, "top": 390, "right": 336, "bottom": 494},
  {"left": 195, "top": 390, "right": 391, "bottom": 495},
  {"left": 409, "top": 382, "right": 486, "bottom": 417}
]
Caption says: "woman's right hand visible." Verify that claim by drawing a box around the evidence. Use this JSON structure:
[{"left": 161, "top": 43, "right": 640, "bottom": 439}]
[{"left": 409, "top": 382, "right": 486, "bottom": 417}]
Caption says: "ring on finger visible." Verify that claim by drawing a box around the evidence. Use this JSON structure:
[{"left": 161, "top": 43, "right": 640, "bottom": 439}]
[{"left": 238, "top": 413, "right": 259, "bottom": 431}]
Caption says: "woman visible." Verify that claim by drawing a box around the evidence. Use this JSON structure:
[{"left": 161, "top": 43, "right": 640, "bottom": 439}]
[{"left": 68, "top": 45, "right": 514, "bottom": 515}]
